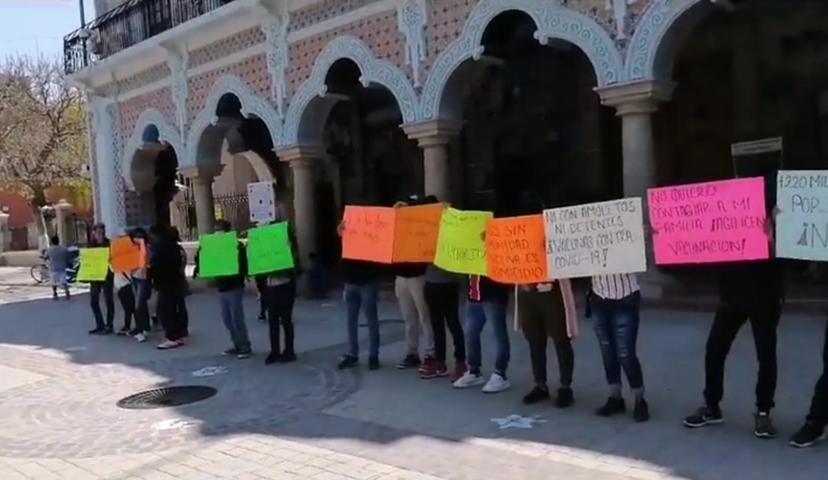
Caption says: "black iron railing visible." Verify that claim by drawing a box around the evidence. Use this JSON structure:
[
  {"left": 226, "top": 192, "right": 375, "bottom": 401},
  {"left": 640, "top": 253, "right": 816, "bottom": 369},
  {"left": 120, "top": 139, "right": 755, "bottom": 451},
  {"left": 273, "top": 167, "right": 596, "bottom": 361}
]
[{"left": 64, "top": 0, "right": 236, "bottom": 75}]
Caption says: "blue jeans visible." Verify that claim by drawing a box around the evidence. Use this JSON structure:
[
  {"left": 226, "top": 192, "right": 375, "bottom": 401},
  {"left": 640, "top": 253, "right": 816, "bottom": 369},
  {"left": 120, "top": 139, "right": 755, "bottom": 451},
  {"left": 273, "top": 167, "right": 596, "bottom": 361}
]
[
  {"left": 220, "top": 288, "right": 250, "bottom": 351},
  {"left": 592, "top": 292, "right": 644, "bottom": 389},
  {"left": 465, "top": 301, "right": 509, "bottom": 375},
  {"left": 344, "top": 283, "right": 379, "bottom": 359}
]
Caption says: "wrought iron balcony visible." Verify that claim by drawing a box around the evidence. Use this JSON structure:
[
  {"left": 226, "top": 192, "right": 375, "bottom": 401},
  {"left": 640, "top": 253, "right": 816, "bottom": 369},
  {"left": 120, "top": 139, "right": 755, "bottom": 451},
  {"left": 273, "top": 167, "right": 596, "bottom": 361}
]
[{"left": 64, "top": 0, "right": 236, "bottom": 75}]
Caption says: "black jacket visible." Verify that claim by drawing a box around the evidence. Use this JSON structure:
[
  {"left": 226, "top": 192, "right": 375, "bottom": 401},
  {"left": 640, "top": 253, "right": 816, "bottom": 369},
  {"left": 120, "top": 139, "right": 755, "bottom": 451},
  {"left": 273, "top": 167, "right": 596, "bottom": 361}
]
[
  {"left": 150, "top": 240, "right": 184, "bottom": 291},
  {"left": 718, "top": 260, "right": 784, "bottom": 309}
]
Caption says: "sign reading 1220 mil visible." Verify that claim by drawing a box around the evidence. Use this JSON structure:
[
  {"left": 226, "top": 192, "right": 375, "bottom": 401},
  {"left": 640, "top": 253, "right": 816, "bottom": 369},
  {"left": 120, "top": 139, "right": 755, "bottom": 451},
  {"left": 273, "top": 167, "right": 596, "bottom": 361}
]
[{"left": 776, "top": 170, "right": 828, "bottom": 261}]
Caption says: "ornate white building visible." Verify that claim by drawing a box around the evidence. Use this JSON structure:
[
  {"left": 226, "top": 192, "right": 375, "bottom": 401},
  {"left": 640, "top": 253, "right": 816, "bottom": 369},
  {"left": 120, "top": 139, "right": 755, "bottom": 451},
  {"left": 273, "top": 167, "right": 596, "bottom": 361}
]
[{"left": 67, "top": 0, "right": 828, "bottom": 268}]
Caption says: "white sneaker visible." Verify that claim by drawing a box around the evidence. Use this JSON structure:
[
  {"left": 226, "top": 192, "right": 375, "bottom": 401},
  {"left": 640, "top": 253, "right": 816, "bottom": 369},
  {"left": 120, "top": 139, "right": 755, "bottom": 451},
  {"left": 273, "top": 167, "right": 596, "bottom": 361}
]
[
  {"left": 482, "top": 373, "right": 511, "bottom": 393},
  {"left": 134, "top": 333, "right": 147, "bottom": 343},
  {"left": 452, "top": 371, "right": 485, "bottom": 389}
]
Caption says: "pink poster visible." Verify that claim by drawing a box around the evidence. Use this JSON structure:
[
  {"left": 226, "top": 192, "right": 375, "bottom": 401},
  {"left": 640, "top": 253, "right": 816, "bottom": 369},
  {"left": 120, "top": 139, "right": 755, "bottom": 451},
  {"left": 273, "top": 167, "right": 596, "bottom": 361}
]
[{"left": 647, "top": 178, "right": 770, "bottom": 265}]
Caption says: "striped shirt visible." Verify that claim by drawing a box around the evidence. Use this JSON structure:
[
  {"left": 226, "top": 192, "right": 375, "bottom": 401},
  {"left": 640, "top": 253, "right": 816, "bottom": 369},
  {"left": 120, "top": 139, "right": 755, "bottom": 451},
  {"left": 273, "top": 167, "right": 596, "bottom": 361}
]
[{"left": 591, "top": 274, "right": 640, "bottom": 300}]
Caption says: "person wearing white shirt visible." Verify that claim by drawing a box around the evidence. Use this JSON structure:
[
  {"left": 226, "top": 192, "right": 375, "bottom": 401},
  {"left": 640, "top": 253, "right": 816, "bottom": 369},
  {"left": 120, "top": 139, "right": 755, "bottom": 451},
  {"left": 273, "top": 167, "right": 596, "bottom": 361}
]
[{"left": 589, "top": 273, "right": 649, "bottom": 422}]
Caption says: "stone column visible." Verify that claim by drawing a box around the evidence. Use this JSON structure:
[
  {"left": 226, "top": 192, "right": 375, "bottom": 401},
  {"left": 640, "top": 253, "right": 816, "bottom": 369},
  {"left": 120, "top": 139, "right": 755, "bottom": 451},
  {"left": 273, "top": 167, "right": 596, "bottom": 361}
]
[
  {"left": 277, "top": 146, "right": 320, "bottom": 270},
  {"left": 54, "top": 199, "right": 73, "bottom": 246},
  {"left": 403, "top": 120, "right": 461, "bottom": 203},
  {"left": 0, "top": 209, "right": 10, "bottom": 252},
  {"left": 181, "top": 166, "right": 221, "bottom": 236},
  {"left": 598, "top": 80, "right": 675, "bottom": 297},
  {"left": 598, "top": 80, "right": 674, "bottom": 199}
]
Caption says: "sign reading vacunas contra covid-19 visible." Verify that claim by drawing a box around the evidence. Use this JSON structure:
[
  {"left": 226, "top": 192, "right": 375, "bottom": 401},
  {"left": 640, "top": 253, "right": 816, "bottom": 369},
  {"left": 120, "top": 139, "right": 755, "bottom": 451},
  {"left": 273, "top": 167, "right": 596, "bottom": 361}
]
[
  {"left": 648, "top": 177, "right": 769, "bottom": 265},
  {"left": 543, "top": 198, "right": 646, "bottom": 279}
]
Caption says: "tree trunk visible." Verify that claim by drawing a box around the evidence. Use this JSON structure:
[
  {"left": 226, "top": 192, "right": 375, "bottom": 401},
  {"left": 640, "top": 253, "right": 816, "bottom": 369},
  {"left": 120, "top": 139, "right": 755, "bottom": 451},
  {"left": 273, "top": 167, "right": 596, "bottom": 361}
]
[{"left": 29, "top": 185, "right": 51, "bottom": 251}]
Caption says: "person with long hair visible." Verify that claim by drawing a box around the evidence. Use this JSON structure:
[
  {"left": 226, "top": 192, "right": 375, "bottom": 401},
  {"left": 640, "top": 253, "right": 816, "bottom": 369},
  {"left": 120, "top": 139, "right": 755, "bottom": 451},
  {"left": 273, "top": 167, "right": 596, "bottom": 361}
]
[{"left": 151, "top": 225, "right": 188, "bottom": 350}]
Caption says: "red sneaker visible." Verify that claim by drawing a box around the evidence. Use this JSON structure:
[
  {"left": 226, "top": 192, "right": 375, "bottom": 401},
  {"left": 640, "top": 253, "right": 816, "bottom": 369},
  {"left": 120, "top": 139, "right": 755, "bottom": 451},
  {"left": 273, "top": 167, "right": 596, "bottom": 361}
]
[
  {"left": 420, "top": 356, "right": 438, "bottom": 379},
  {"left": 451, "top": 361, "right": 468, "bottom": 383},
  {"left": 434, "top": 361, "right": 449, "bottom": 378}
]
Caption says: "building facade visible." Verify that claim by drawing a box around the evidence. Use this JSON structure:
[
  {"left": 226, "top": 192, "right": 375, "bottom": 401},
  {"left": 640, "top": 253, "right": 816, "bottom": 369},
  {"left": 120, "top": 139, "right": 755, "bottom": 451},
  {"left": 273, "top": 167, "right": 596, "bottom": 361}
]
[{"left": 65, "top": 0, "right": 828, "bottom": 268}]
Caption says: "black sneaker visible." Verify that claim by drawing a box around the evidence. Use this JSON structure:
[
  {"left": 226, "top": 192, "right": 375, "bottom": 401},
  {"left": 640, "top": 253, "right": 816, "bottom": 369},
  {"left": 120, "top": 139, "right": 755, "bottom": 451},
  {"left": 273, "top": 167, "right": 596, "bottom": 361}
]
[
  {"left": 396, "top": 354, "right": 421, "bottom": 370},
  {"left": 236, "top": 350, "right": 252, "bottom": 360},
  {"left": 338, "top": 355, "right": 359, "bottom": 370},
  {"left": 265, "top": 353, "right": 282, "bottom": 365},
  {"left": 368, "top": 356, "right": 380, "bottom": 371},
  {"left": 117, "top": 326, "right": 131, "bottom": 336},
  {"left": 278, "top": 351, "right": 297, "bottom": 363},
  {"left": 88, "top": 327, "right": 105, "bottom": 335},
  {"left": 683, "top": 405, "right": 724, "bottom": 428},
  {"left": 596, "top": 396, "right": 626, "bottom": 416},
  {"left": 754, "top": 412, "right": 777, "bottom": 439},
  {"left": 222, "top": 348, "right": 240, "bottom": 356},
  {"left": 555, "top": 387, "right": 575, "bottom": 408},
  {"left": 790, "top": 421, "right": 826, "bottom": 448},
  {"left": 103, "top": 327, "right": 114, "bottom": 335},
  {"left": 522, "top": 386, "right": 550, "bottom": 405},
  {"left": 633, "top": 399, "right": 650, "bottom": 422}
]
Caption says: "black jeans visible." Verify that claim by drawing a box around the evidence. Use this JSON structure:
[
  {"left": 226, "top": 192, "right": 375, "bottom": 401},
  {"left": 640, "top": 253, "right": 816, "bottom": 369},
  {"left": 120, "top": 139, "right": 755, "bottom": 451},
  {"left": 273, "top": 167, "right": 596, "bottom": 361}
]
[
  {"left": 704, "top": 302, "right": 781, "bottom": 412},
  {"left": 519, "top": 289, "right": 573, "bottom": 387},
  {"left": 806, "top": 318, "right": 828, "bottom": 428},
  {"left": 90, "top": 279, "right": 114, "bottom": 329},
  {"left": 425, "top": 282, "right": 465, "bottom": 364},
  {"left": 157, "top": 288, "right": 186, "bottom": 341},
  {"left": 266, "top": 282, "right": 296, "bottom": 355},
  {"left": 132, "top": 278, "right": 151, "bottom": 333},
  {"left": 117, "top": 286, "right": 135, "bottom": 330}
]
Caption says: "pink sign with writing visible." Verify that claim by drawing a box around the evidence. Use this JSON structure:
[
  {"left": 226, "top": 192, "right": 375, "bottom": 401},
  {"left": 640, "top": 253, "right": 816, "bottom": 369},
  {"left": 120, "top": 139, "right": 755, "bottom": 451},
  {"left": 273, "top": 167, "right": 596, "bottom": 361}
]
[{"left": 647, "top": 177, "right": 770, "bottom": 265}]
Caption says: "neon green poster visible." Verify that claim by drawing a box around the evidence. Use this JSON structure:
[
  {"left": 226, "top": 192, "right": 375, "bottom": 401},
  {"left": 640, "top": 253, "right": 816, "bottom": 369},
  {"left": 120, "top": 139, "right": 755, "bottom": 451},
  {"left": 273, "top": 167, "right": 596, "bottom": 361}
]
[
  {"left": 434, "top": 208, "right": 493, "bottom": 275},
  {"left": 76, "top": 248, "right": 110, "bottom": 282},
  {"left": 198, "top": 232, "right": 239, "bottom": 278},
  {"left": 247, "top": 223, "right": 294, "bottom": 275}
]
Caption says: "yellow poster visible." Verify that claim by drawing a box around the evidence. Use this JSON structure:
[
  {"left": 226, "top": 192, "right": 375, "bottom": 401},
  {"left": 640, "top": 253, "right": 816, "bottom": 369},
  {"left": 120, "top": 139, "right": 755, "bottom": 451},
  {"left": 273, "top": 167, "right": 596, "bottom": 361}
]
[
  {"left": 76, "top": 248, "right": 110, "bottom": 282},
  {"left": 434, "top": 208, "right": 492, "bottom": 275}
]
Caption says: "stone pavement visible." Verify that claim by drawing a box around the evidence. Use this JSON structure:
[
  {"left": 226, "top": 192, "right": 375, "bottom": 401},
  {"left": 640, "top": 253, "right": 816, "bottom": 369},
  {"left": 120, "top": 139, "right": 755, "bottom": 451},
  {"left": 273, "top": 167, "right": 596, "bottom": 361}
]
[{"left": 0, "top": 275, "right": 826, "bottom": 480}]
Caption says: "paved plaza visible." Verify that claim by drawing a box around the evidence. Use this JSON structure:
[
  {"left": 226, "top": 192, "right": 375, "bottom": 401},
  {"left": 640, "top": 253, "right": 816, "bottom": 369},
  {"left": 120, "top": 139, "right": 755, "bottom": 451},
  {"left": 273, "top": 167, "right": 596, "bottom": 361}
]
[{"left": 0, "top": 268, "right": 826, "bottom": 480}]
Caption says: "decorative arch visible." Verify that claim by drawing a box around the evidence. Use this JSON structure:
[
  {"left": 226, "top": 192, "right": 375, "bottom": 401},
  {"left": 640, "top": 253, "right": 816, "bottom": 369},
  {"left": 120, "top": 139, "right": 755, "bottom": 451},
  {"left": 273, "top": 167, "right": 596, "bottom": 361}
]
[
  {"left": 281, "top": 35, "right": 420, "bottom": 146},
  {"left": 624, "top": 0, "right": 713, "bottom": 82},
  {"left": 183, "top": 74, "right": 282, "bottom": 168},
  {"left": 121, "top": 108, "right": 183, "bottom": 191},
  {"left": 419, "top": 0, "right": 624, "bottom": 121}
]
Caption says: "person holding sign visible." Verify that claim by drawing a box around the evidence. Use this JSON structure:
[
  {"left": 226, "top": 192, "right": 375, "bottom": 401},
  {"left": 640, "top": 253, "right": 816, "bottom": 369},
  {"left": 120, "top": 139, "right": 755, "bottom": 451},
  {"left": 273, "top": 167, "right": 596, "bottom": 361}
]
[
  {"left": 262, "top": 222, "right": 300, "bottom": 365},
  {"left": 590, "top": 273, "right": 649, "bottom": 422},
  {"left": 87, "top": 224, "right": 115, "bottom": 335},
  {"left": 683, "top": 193, "right": 783, "bottom": 439},
  {"left": 194, "top": 221, "right": 251, "bottom": 358},
  {"left": 513, "top": 192, "right": 579, "bottom": 408},
  {"left": 453, "top": 273, "right": 511, "bottom": 393},
  {"left": 392, "top": 195, "right": 435, "bottom": 374},
  {"left": 790, "top": 320, "right": 828, "bottom": 448},
  {"left": 151, "top": 226, "right": 189, "bottom": 350},
  {"left": 337, "top": 220, "right": 383, "bottom": 371}
]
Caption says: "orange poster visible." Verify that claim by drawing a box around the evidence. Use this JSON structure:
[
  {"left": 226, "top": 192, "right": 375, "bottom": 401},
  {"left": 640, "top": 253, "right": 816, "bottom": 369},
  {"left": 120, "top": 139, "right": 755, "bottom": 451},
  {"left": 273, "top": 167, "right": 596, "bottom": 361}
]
[
  {"left": 110, "top": 237, "right": 146, "bottom": 273},
  {"left": 342, "top": 206, "right": 396, "bottom": 263},
  {"left": 392, "top": 204, "right": 445, "bottom": 263},
  {"left": 486, "top": 215, "right": 549, "bottom": 284}
]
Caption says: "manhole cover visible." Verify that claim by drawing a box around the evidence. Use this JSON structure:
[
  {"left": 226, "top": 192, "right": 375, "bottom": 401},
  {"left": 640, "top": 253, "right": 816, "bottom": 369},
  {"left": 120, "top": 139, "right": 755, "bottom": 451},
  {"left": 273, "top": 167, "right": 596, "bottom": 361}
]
[{"left": 117, "top": 386, "right": 217, "bottom": 410}]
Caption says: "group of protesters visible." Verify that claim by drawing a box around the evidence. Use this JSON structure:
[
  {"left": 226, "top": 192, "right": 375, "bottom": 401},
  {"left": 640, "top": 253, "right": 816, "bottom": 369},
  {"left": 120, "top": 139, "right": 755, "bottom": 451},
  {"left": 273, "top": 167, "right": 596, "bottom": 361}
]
[
  {"left": 73, "top": 190, "right": 828, "bottom": 451},
  {"left": 336, "top": 192, "right": 828, "bottom": 450}
]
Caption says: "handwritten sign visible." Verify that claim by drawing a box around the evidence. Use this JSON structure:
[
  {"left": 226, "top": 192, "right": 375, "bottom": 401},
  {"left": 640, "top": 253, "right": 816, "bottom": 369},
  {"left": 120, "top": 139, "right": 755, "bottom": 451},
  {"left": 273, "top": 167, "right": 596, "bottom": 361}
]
[
  {"left": 648, "top": 178, "right": 769, "bottom": 265},
  {"left": 110, "top": 237, "right": 145, "bottom": 273},
  {"left": 434, "top": 208, "right": 492, "bottom": 275},
  {"left": 776, "top": 170, "right": 828, "bottom": 260},
  {"left": 198, "top": 232, "right": 240, "bottom": 278},
  {"left": 342, "top": 206, "right": 396, "bottom": 263},
  {"left": 246, "top": 222, "right": 294, "bottom": 275},
  {"left": 76, "top": 248, "right": 110, "bottom": 282},
  {"left": 544, "top": 198, "right": 646, "bottom": 278},
  {"left": 392, "top": 204, "right": 444, "bottom": 263},
  {"left": 486, "top": 215, "right": 548, "bottom": 284}
]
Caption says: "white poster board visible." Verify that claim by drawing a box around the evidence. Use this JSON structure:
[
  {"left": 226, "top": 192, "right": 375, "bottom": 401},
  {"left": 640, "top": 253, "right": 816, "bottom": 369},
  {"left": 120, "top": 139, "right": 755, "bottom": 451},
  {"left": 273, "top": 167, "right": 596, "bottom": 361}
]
[
  {"left": 543, "top": 198, "right": 647, "bottom": 279},
  {"left": 248, "top": 181, "right": 276, "bottom": 225},
  {"left": 776, "top": 170, "right": 828, "bottom": 261}
]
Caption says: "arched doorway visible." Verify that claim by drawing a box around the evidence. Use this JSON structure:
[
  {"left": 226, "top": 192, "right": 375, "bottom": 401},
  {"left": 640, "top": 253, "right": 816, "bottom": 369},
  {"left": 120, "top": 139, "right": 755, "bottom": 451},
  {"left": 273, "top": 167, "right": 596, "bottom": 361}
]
[
  {"left": 189, "top": 91, "right": 284, "bottom": 233},
  {"left": 126, "top": 124, "right": 180, "bottom": 229},
  {"left": 295, "top": 57, "right": 422, "bottom": 265},
  {"left": 442, "top": 10, "right": 621, "bottom": 213}
]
